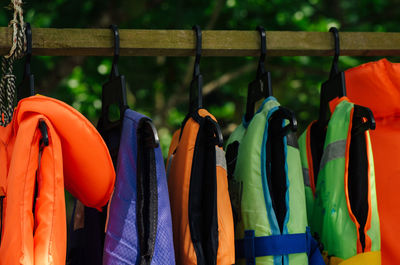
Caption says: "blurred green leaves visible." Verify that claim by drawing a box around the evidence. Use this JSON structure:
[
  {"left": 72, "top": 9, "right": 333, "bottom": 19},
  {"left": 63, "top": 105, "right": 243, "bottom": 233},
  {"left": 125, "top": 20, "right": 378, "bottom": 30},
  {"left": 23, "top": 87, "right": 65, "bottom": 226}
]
[{"left": 1, "top": 0, "right": 399, "bottom": 158}]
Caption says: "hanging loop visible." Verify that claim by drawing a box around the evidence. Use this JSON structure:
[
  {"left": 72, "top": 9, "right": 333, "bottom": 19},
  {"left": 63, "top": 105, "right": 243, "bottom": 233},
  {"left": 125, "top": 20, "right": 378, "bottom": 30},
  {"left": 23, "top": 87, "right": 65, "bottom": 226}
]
[
  {"left": 256, "top": 25, "right": 266, "bottom": 79},
  {"left": 17, "top": 22, "right": 35, "bottom": 102},
  {"left": 329, "top": 27, "right": 340, "bottom": 79},
  {"left": 24, "top": 22, "right": 32, "bottom": 77},
  {"left": 192, "top": 25, "right": 202, "bottom": 78},
  {"left": 188, "top": 25, "right": 203, "bottom": 114},
  {"left": 110, "top": 24, "right": 120, "bottom": 79}
]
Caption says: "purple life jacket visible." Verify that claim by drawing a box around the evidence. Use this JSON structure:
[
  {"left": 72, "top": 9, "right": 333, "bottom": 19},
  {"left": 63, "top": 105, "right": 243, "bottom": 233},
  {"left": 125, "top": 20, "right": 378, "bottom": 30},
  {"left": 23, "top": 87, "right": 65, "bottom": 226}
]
[{"left": 103, "top": 109, "right": 175, "bottom": 265}]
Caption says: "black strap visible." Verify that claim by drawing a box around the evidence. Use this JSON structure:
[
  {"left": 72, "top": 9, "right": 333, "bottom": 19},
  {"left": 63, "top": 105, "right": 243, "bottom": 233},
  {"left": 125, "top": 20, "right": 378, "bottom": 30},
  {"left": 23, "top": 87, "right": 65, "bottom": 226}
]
[
  {"left": 188, "top": 117, "right": 219, "bottom": 265},
  {"left": 137, "top": 118, "right": 158, "bottom": 265},
  {"left": 348, "top": 114, "right": 370, "bottom": 252},
  {"left": 266, "top": 114, "right": 288, "bottom": 233},
  {"left": 0, "top": 195, "right": 4, "bottom": 244}
]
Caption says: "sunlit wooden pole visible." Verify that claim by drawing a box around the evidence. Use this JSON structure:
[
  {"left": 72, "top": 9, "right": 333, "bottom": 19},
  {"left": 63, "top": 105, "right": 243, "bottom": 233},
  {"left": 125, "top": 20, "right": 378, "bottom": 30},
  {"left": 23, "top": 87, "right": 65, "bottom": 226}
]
[{"left": 1, "top": 27, "right": 400, "bottom": 56}]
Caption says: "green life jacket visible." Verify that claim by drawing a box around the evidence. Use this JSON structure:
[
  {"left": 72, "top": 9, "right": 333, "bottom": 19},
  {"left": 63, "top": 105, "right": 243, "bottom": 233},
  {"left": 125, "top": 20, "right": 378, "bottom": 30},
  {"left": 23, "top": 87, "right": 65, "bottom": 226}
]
[
  {"left": 299, "top": 97, "right": 380, "bottom": 260},
  {"left": 226, "top": 97, "right": 324, "bottom": 265},
  {"left": 298, "top": 121, "right": 320, "bottom": 229}
]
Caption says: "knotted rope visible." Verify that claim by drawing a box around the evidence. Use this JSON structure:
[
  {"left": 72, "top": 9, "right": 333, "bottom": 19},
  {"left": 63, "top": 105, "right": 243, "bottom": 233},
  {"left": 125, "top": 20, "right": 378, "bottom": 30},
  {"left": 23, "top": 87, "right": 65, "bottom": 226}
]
[{"left": 0, "top": 0, "right": 26, "bottom": 126}]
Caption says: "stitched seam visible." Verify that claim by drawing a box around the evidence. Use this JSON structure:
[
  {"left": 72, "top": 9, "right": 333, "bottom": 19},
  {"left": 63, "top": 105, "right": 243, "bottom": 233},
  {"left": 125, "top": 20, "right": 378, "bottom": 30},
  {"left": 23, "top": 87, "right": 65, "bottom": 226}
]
[
  {"left": 19, "top": 97, "right": 114, "bottom": 202},
  {"left": 47, "top": 123, "right": 56, "bottom": 264},
  {"left": 21, "top": 124, "right": 39, "bottom": 263}
]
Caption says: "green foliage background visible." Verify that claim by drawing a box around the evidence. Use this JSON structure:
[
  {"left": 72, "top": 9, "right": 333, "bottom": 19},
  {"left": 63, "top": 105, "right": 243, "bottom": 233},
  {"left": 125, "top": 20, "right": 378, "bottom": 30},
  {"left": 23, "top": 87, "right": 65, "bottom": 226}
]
[
  {"left": 1, "top": 0, "right": 400, "bottom": 155},
  {"left": 1, "top": 0, "right": 399, "bottom": 221}
]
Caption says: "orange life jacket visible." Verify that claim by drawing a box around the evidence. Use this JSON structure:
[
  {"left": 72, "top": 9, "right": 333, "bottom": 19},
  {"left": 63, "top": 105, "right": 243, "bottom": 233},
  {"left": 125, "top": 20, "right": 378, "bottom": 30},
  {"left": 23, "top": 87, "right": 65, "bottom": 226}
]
[
  {"left": 166, "top": 109, "right": 235, "bottom": 265},
  {"left": 345, "top": 58, "right": 400, "bottom": 265},
  {"left": 0, "top": 95, "right": 115, "bottom": 265}
]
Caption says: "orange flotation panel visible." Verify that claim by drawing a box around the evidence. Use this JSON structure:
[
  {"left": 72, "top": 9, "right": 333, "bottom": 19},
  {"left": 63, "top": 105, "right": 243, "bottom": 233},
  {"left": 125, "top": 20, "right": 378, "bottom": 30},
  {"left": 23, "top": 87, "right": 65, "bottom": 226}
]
[
  {"left": 0, "top": 95, "right": 115, "bottom": 265},
  {"left": 346, "top": 59, "right": 400, "bottom": 265},
  {"left": 167, "top": 109, "right": 235, "bottom": 265}
]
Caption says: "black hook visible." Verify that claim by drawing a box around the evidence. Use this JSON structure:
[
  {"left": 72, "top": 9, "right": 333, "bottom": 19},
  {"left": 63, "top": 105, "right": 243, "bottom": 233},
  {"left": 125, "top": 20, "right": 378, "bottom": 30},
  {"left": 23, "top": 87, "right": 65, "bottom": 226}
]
[
  {"left": 256, "top": 25, "right": 266, "bottom": 79},
  {"left": 24, "top": 23, "right": 32, "bottom": 76},
  {"left": 189, "top": 25, "right": 203, "bottom": 114},
  {"left": 244, "top": 25, "right": 272, "bottom": 123},
  {"left": 192, "top": 25, "right": 202, "bottom": 78},
  {"left": 329, "top": 27, "right": 340, "bottom": 79},
  {"left": 98, "top": 24, "right": 127, "bottom": 132},
  {"left": 110, "top": 24, "right": 120, "bottom": 79},
  {"left": 317, "top": 27, "right": 346, "bottom": 125},
  {"left": 17, "top": 22, "right": 34, "bottom": 102}
]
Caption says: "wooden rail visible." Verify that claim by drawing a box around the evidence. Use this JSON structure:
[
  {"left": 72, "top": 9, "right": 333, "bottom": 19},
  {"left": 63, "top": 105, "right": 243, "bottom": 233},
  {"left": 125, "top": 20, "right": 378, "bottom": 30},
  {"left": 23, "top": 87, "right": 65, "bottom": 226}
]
[{"left": 0, "top": 27, "right": 400, "bottom": 57}]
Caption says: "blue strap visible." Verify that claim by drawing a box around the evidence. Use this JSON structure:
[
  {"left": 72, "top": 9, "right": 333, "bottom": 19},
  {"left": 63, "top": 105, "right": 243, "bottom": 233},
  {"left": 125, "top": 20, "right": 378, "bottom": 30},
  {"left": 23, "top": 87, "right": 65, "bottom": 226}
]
[
  {"left": 307, "top": 228, "right": 325, "bottom": 265},
  {"left": 236, "top": 230, "right": 308, "bottom": 261},
  {"left": 236, "top": 228, "right": 325, "bottom": 265}
]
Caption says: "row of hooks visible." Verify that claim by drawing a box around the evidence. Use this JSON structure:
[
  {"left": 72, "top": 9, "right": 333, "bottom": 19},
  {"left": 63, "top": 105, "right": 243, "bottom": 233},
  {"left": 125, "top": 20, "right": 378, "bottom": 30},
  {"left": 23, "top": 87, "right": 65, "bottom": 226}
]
[
  {"left": 17, "top": 24, "right": 342, "bottom": 110},
  {"left": 16, "top": 24, "right": 375, "bottom": 150}
]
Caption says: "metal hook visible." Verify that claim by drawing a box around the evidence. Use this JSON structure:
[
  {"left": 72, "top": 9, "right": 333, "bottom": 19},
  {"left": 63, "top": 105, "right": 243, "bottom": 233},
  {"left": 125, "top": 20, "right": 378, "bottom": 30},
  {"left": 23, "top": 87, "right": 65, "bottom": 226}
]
[
  {"left": 256, "top": 25, "right": 266, "bottom": 79},
  {"left": 329, "top": 27, "right": 340, "bottom": 79},
  {"left": 192, "top": 25, "right": 202, "bottom": 78},
  {"left": 110, "top": 24, "right": 120, "bottom": 79}
]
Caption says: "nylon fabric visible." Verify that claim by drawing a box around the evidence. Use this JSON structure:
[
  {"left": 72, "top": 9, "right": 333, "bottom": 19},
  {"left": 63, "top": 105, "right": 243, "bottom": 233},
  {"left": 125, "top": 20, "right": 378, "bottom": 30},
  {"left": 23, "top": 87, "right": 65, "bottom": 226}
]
[
  {"left": 215, "top": 146, "right": 227, "bottom": 170},
  {"left": 338, "top": 251, "right": 381, "bottom": 265},
  {"left": 4, "top": 95, "right": 115, "bottom": 209},
  {"left": 298, "top": 131, "right": 314, "bottom": 225},
  {"left": 67, "top": 101, "right": 123, "bottom": 265},
  {"left": 318, "top": 140, "right": 346, "bottom": 170},
  {"left": 0, "top": 95, "right": 115, "bottom": 265},
  {"left": 235, "top": 232, "right": 309, "bottom": 258},
  {"left": 311, "top": 97, "right": 380, "bottom": 260},
  {"left": 345, "top": 58, "right": 400, "bottom": 265},
  {"left": 227, "top": 97, "right": 311, "bottom": 265},
  {"left": 103, "top": 109, "right": 175, "bottom": 265},
  {"left": 323, "top": 251, "right": 381, "bottom": 265},
  {"left": 166, "top": 109, "right": 235, "bottom": 265},
  {"left": 302, "top": 168, "right": 310, "bottom": 187}
]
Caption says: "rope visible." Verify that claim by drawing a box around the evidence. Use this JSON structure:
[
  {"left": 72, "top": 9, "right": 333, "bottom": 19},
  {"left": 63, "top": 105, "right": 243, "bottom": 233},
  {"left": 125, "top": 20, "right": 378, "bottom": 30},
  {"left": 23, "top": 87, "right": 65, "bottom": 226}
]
[{"left": 0, "top": 0, "right": 26, "bottom": 126}]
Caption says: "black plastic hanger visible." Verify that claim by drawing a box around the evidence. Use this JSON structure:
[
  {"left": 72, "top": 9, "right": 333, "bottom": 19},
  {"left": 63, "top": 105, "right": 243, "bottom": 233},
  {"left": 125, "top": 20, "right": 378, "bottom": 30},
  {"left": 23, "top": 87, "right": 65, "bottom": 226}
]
[
  {"left": 243, "top": 26, "right": 297, "bottom": 134},
  {"left": 16, "top": 23, "right": 48, "bottom": 146},
  {"left": 244, "top": 26, "right": 272, "bottom": 123},
  {"left": 317, "top": 27, "right": 375, "bottom": 130},
  {"left": 317, "top": 27, "right": 346, "bottom": 126},
  {"left": 100, "top": 24, "right": 128, "bottom": 132},
  {"left": 99, "top": 25, "right": 160, "bottom": 150},
  {"left": 186, "top": 25, "right": 223, "bottom": 147},
  {"left": 189, "top": 25, "right": 203, "bottom": 114},
  {"left": 17, "top": 22, "right": 34, "bottom": 102}
]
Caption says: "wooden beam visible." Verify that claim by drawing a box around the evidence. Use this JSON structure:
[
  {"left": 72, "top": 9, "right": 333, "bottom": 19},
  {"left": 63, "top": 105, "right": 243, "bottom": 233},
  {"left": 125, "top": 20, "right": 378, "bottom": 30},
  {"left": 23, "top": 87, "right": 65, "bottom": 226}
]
[{"left": 0, "top": 27, "right": 400, "bottom": 56}]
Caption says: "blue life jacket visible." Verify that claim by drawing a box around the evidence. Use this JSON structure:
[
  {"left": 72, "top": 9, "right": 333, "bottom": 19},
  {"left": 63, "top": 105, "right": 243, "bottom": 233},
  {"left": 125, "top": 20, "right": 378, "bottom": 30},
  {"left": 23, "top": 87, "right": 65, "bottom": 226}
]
[{"left": 103, "top": 109, "right": 175, "bottom": 264}]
